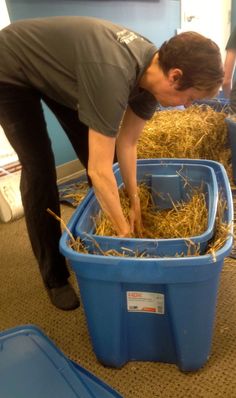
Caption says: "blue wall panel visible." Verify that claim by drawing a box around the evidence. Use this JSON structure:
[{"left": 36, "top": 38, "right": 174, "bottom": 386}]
[{"left": 6, "top": 0, "right": 180, "bottom": 165}]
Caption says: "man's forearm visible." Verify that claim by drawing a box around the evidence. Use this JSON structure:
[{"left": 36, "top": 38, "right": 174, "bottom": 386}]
[
  {"left": 89, "top": 168, "right": 130, "bottom": 236},
  {"left": 116, "top": 106, "right": 146, "bottom": 201}
]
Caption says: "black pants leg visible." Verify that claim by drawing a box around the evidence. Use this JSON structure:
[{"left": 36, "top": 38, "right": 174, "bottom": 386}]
[
  {"left": 41, "top": 95, "right": 92, "bottom": 184},
  {"left": 0, "top": 84, "right": 70, "bottom": 288}
]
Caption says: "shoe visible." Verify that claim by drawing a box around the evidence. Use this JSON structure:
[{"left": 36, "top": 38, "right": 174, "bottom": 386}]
[{"left": 47, "top": 282, "right": 80, "bottom": 311}]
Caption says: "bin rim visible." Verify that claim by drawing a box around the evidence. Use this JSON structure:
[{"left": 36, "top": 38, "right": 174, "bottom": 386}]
[{"left": 76, "top": 162, "right": 219, "bottom": 246}]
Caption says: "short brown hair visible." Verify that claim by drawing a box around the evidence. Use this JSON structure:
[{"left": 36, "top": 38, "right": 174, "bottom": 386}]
[{"left": 158, "top": 31, "right": 224, "bottom": 92}]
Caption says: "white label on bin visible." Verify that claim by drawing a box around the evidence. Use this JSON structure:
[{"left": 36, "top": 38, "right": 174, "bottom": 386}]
[{"left": 126, "top": 291, "right": 164, "bottom": 314}]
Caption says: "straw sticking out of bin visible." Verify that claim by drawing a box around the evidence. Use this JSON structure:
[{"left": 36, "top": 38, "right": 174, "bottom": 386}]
[
  {"left": 48, "top": 188, "right": 230, "bottom": 259},
  {"left": 206, "top": 191, "right": 235, "bottom": 261},
  {"left": 69, "top": 191, "right": 231, "bottom": 259},
  {"left": 46, "top": 208, "right": 76, "bottom": 243}
]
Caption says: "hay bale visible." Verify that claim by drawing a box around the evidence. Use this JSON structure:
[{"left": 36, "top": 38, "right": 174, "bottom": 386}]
[{"left": 137, "top": 105, "right": 232, "bottom": 180}]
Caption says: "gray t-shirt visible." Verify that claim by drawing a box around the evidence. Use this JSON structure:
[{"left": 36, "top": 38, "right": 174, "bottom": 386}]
[{"left": 0, "top": 16, "right": 158, "bottom": 136}]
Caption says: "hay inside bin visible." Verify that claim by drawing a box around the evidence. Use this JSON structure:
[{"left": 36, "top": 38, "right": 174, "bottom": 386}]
[{"left": 95, "top": 183, "right": 208, "bottom": 241}]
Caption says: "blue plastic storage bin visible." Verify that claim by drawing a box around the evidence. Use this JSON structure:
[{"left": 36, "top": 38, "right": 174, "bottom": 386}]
[
  {"left": 74, "top": 162, "right": 218, "bottom": 256},
  {"left": 0, "top": 325, "right": 123, "bottom": 398},
  {"left": 193, "top": 95, "right": 231, "bottom": 113},
  {"left": 60, "top": 159, "right": 233, "bottom": 371}
]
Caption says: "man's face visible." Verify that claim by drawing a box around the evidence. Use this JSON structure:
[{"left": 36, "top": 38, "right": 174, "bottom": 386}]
[
  {"left": 156, "top": 86, "right": 211, "bottom": 108},
  {"left": 147, "top": 67, "right": 218, "bottom": 108}
]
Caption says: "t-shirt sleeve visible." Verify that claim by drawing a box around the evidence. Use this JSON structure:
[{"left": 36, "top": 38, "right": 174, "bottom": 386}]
[
  {"left": 76, "top": 63, "right": 130, "bottom": 137},
  {"left": 226, "top": 27, "right": 236, "bottom": 50},
  {"left": 128, "top": 89, "right": 158, "bottom": 120}
]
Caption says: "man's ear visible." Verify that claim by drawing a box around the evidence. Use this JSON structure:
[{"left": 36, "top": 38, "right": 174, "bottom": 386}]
[{"left": 168, "top": 68, "right": 183, "bottom": 87}]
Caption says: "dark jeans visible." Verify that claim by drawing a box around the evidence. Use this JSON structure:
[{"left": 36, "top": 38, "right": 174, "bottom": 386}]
[{"left": 0, "top": 84, "right": 89, "bottom": 288}]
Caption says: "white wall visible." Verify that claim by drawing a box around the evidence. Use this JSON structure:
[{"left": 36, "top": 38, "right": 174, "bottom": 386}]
[
  {"left": 0, "top": 126, "right": 18, "bottom": 168},
  {"left": 0, "top": 0, "right": 10, "bottom": 29},
  {"left": 180, "top": 0, "right": 231, "bottom": 63}
]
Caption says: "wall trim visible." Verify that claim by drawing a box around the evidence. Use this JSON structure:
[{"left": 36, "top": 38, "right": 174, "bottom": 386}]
[{"left": 56, "top": 159, "right": 85, "bottom": 184}]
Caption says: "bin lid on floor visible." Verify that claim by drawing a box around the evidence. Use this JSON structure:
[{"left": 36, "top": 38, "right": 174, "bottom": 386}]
[{"left": 0, "top": 325, "right": 123, "bottom": 398}]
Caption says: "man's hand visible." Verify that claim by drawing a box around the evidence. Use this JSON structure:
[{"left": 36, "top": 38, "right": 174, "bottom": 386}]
[{"left": 129, "top": 193, "right": 143, "bottom": 237}]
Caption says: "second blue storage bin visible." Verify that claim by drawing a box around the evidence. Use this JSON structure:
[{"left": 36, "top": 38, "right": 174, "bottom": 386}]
[
  {"left": 0, "top": 325, "right": 123, "bottom": 398},
  {"left": 74, "top": 162, "right": 218, "bottom": 256}
]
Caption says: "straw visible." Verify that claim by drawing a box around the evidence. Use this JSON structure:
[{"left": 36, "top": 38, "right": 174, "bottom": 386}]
[
  {"left": 59, "top": 181, "right": 89, "bottom": 206},
  {"left": 95, "top": 183, "right": 208, "bottom": 240},
  {"left": 137, "top": 105, "right": 232, "bottom": 180}
]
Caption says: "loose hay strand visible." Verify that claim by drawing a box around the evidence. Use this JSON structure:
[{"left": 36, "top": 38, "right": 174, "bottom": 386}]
[{"left": 46, "top": 208, "right": 76, "bottom": 243}]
